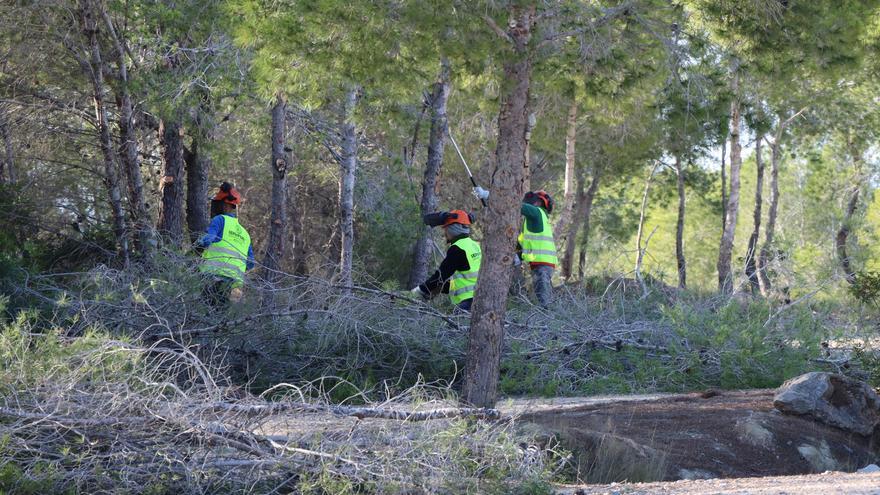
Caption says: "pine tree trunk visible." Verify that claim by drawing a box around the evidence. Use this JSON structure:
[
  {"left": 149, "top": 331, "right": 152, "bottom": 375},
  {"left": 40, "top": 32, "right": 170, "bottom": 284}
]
[
  {"left": 554, "top": 97, "right": 578, "bottom": 248},
  {"left": 745, "top": 133, "right": 764, "bottom": 294},
  {"left": 717, "top": 62, "right": 742, "bottom": 294},
  {"left": 408, "top": 59, "right": 449, "bottom": 289},
  {"left": 0, "top": 110, "right": 14, "bottom": 184},
  {"left": 575, "top": 171, "right": 601, "bottom": 280},
  {"left": 462, "top": 6, "right": 534, "bottom": 409},
  {"left": 675, "top": 156, "right": 687, "bottom": 289},
  {"left": 263, "top": 95, "right": 289, "bottom": 288},
  {"left": 338, "top": 86, "right": 359, "bottom": 292},
  {"left": 186, "top": 93, "right": 212, "bottom": 242},
  {"left": 157, "top": 120, "right": 185, "bottom": 247},
  {"left": 635, "top": 163, "right": 659, "bottom": 297},
  {"left": 758, "top": 132, "right": 782, "bottom": 296},
  {"left": 80, "top": 0, "right": 129, "bottom": 265},
  {"left": 837, "top": 148, "right": 862, "bottom": 285},
  {"left": 101, "top": 5, "right": 153, "bottom": 256},
  {"left": 290, "top": 173, "right": 308, "bottom": 276},
  {"left": 720, "top": 139, "right": 727, "bottom": 233}
]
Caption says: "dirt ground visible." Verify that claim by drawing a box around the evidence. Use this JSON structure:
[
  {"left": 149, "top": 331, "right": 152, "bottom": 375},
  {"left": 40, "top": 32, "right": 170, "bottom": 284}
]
[
  {"left": 555, "top": 471, "right": 880, "bottom": 494},
  {"left": 509, "top": 390, "right": 879, "bottom": 482}
]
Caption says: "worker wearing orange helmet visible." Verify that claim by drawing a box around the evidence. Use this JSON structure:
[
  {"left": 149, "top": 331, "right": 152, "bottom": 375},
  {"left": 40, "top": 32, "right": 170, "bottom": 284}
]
[
  {"left": 410, "top": 209, "right": 481, "bottom": 311},
  {"left": 198, "top": 182, "right": 255, "bottom": 308},
  {"left": 473, "top": 187, "right": 557, "bottom": 307}
]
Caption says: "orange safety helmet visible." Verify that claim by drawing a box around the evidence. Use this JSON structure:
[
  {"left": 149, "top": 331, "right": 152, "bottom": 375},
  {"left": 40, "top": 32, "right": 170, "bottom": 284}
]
[
  {"left": 443, "top": 209, "right": 474, "bottom": 226},
  {"left": 524, "top": 190, "right": 553, "bottom": 213},
  {"left": 212, "top": 182, "right": 241, "bottom": 206}
]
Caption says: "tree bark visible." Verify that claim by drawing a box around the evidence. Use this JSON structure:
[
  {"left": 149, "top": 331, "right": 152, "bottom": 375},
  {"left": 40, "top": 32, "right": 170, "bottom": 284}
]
[
  {"left": 674, "top": 156, "right": 687, "bottom": 289},
  {"left": 717, "top": 62, "right": 742, "bottom": 294},
  {"left": 263, "top": 94, "right": 289, "bottom": 289},
  {"left": 79, "top": 0, "right": 129, "bottom": 265},
  {"left": 837, "top": 187, "right": 860, "bottom": 285},
  {"left": 157, "top": 120, "right": 185, "bottom": 248},
  {"left": 408, "top": 59, "right": 450, "bottom": 289},
  {"left": 338, "top": 86, "right": 359, "bottom": 292},
  {"left": 720, "top": 139, "right": 726, "bottom": 233},
  {"left": 0, "top": 110, "right": 14, "bottom": 184},
  {"left": 289, "top": 173, "right": 308, "bottom": 276},
  {"left": 186, "top": 93, "right": 212, "bottom": 242},
  {"left": 744, "top": 133, "right": 764, "bottom": 294},
  {"left": 837, "top": 148, "right": 863, "bottom": 285},
  {"left": 575, "top": 171, "right": 601, "bottom": 280},
  {"left": 101, "top": 6, "right": 153, "bottom": 256},
  {"left": 462, "top": 6, "right": 534, "bottom": 409},
  {"left": 758, "top": 107, "right": 806, "bottom": 296},
  {"left": 635, "top": 163, "right": 659, "bottom": 297},
  {"left": 554, "top": 96, "right": 578, "bottom": 249}
]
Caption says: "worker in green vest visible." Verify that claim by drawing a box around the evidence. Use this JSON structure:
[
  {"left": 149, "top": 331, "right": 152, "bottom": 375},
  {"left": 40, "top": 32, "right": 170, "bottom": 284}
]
[
  {"left": 197, "top": 182, "right": 255, "bottom": 309},
  {"left": 410, "top": 209, "right": 481, "bottom": 311},
  {"left": 473, "top": 187, "right": 557, "bottom": 307}
]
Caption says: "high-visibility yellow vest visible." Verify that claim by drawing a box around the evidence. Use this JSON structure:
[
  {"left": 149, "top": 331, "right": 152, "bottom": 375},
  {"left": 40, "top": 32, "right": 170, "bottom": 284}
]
[
  {"left": 449, "top": 237, "right": 481, "bottom": 305},
  {"left": 200, "top": 215, "right": 251, "bottom": 285},
  {"left": 519, "top": 207, "right": 558, "bottom": 265}
]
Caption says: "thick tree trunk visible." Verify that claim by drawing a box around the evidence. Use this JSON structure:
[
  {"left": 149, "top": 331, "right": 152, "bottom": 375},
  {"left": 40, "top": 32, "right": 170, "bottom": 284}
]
[
  {"left": 554, "top": 97, "right": 578, "bottom": 247},
  {"left": 338, "top": 86, "right": 359, "bottom": 292},
  {"left": 744, "top": 133, "right": 764, "bottom": 294},
  {"left": 575, "top": 171, "right": 601, "bottom": 280},
  {"left": 674, "top": 156, "right": 687, "bottom": 289},
  {"left": 408, "top": 59, "right": 450, "bottom": 289},
  {"left": 758, "top": 134, "right": 781, "bottom": 296},
  {"left": 80, "top": 1, "right": 129, "bottom": 265},
  {"left": 0, "top": 110, "right": 14, "bottom": 184},
  {"left": 717, "top": 63, "right": 742, "bottom": 294},
  {"left": 186, "top": 93, "right": 212, "bottom": 242},
  {"left": 720, "top": 139, "right": 726, "bottom": 233},
  {"left": 462, "top": 6, "right": 534, "bottom": 409},
  {"left": 157, "top": 120, "right": 185, "bottom": 247},
  {"left": 263, "top": 95, "right": 289, "bottom": 288},
  {"left": 101, "top": 6, "right": 153, "bottom": 256}
]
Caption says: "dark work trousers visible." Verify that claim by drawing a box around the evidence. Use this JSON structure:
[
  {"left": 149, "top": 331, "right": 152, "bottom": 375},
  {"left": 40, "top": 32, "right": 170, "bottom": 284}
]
[
  {"left": 456, "top": 298, "right": 473, "bottom": 312},
  {"left": 531, "top": 264, "right": 554, "bottom": 307},
  {"left": 203, "top": 276, "right": 234, "bottom": 311}
]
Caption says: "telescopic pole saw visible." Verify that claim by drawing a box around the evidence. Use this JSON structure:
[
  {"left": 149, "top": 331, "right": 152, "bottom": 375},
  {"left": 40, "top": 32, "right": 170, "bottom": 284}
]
[{"left": 447, "top": 130, "right": 488, "bottom": 208}]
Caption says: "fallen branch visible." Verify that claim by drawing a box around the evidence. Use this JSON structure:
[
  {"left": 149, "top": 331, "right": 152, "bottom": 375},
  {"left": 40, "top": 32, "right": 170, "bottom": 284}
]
[{"left": 202, "top": 401, "right": 501, "bottom": 421}]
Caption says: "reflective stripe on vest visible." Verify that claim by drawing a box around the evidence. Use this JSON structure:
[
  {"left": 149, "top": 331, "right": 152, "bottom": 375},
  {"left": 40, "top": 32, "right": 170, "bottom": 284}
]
[
  {"left": 200, "top": 215, "right": 251, "bottom": 285},
  {"left": 449, "top": 237, "right": 481, "bottom": 305},
  {"left": 518, "top": 208, "right": 558, "bottom": 265}
]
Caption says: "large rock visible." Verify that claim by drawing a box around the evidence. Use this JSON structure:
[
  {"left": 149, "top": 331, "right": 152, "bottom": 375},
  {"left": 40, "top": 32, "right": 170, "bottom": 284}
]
[{"left": 774, "top": 372, "right": 880, "bottom": 436}]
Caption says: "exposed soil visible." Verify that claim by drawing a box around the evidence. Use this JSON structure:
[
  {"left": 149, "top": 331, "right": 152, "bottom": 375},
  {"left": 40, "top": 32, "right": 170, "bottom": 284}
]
[
  {"left": 556, "top": 471, "right": 880, "bottom": 495},
  {"left": 513, "top": 389, "right": 879, "bottom": 482}
]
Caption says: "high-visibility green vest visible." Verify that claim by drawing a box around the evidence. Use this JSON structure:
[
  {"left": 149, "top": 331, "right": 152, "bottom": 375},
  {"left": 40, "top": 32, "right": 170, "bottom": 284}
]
[
  {"left": 519, "top": 207, "right": 558, "bottom": 265},
  {"left": 200, "top": 215, "right": 251, "bottom": 285},
  {"left": 449, "top": 237, "right": 481, "bottom": 305}
]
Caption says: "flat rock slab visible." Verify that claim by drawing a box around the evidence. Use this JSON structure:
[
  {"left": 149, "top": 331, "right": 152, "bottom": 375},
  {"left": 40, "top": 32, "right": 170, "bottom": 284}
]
[{"left": 518, "top": 390, "right": 877, "bottom": 482}]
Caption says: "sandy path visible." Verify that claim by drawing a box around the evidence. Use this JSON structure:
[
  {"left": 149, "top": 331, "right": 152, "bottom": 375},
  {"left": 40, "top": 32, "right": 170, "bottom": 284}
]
[{"left": 557, "top": 471, "right": 880, "bottom": 494}]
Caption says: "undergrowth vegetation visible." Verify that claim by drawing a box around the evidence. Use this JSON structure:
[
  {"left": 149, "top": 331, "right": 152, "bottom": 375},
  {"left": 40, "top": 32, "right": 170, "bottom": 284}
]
[
  {"left": 4, "top": 253, "right": 874, "bottom": 399},
  {"left": 3, "top": 254, "right": 879, "bottom": 492}
]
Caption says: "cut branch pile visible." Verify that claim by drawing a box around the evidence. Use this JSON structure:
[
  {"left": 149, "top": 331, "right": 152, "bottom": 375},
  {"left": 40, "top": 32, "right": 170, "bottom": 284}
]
[{"left": 0, "top": 329, "right": 552, "bottom": 494}]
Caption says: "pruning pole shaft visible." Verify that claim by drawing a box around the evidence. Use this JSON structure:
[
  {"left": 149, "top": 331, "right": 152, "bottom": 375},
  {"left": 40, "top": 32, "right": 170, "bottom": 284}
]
[{"left": 448, "top": 130, "right": 488, "bottom": 207}]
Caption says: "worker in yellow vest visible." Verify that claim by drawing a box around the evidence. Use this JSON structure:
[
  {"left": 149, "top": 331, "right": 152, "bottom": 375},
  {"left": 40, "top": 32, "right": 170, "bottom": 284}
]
[
  {"left": 410, "top": 209, "right": 481, "bottom": 311},
  {"left": 473, "top": 187, "right": 557, "bottom": 307},
  {"left": 197, "top": 182, "right": 255, "bottom": 309}
]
